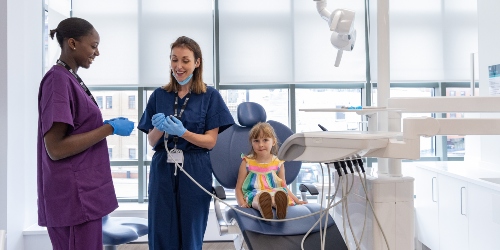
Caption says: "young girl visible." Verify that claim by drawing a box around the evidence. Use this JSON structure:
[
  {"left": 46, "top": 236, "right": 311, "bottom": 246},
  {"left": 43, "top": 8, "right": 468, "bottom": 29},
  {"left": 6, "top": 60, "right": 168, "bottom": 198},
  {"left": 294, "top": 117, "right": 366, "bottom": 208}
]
[{"left": 236, "top": 122, "right": 307, "bottom": 220}]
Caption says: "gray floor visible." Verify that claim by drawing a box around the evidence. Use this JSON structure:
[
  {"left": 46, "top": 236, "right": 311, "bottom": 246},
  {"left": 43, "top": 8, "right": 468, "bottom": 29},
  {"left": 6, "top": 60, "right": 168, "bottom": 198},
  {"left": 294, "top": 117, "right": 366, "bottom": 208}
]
[{"left": 113, "top": 241, "right": 237, "bottom": 250}]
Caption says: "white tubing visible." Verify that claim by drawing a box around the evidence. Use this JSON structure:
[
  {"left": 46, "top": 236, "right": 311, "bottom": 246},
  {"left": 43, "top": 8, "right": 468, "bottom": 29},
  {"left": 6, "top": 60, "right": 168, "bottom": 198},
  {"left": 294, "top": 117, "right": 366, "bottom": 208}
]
[{"left": 167, "top": 149, "right": 341, "bottom": 223}]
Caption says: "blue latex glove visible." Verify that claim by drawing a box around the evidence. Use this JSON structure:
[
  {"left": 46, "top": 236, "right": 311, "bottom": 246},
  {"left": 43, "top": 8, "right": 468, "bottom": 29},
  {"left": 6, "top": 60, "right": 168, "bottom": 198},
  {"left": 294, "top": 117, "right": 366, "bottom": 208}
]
[
  {"left": 104, "top": 117, "right": 134, "bottom": 136},
  {"left": 103, "top": 117, "right": 125, "bottom": 124},
  {"left": 152, "top": 113, "right": 166, "bottom": 131},
  {"left": 163, "top": 116, "right": 187, "bottom": 137}
]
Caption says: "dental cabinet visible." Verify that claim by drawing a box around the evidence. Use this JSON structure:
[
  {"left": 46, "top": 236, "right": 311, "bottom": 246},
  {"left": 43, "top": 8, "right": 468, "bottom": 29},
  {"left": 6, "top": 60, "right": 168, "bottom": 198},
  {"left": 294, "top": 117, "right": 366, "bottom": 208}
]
[{"left": 414, "top": 161, "right": 500, "bottom": 250}]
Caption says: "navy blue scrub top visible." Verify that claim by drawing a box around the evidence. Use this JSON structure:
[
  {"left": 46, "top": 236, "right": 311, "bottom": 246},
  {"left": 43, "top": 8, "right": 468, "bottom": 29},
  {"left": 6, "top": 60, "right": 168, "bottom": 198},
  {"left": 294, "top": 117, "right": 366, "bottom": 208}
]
[{"left": 137, "top": 86, "right": 234, "bottom": 151}]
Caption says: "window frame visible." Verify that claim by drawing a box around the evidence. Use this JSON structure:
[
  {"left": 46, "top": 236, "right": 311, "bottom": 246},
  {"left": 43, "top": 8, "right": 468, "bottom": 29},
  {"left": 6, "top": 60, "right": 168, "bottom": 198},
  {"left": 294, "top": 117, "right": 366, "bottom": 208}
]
[
  {"left": 128, "top": 95, "right": 136, "bottom": 109},
  {"left": 86, "top": 81, "right": 473, "bottom": 203},
  {"left": 106, "top": 96, "right": 113, "bottom": 109},
  {"left": 96, "top": 96, "right": 103, "bottom": 109}
]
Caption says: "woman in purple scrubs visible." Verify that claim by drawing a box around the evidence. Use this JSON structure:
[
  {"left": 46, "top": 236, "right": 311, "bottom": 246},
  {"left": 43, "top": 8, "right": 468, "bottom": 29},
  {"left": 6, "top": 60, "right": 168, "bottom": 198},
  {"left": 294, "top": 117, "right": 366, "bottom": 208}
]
[
  {"left": 138, "top": 36, "right": 234, "bottom": 249},
  {"left": 37, "top": 17, "right": 134, "bottom": 250}
]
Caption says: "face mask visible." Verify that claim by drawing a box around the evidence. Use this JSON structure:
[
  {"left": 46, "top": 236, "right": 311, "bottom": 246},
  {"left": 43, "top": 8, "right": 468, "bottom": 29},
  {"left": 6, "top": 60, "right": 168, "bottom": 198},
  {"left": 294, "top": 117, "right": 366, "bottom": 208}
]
[{"left": 172, "top": 72, "right": 193, "bottom": 86}]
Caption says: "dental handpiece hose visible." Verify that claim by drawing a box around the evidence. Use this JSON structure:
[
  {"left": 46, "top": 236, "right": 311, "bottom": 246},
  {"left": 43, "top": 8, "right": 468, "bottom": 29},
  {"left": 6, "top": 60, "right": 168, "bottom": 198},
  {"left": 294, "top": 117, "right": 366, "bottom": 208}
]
[
  {"left": 339, "top": 161, "right": 349, "bottom": 175},
  {"left": 333, "top": 161, "right": 343, "bottom": 177},
  {"left": 345, "top": 160, "right": 355, "bottom": 174},
  {"left": 356, "top": 158, "right": 365, "bottom": 173}
]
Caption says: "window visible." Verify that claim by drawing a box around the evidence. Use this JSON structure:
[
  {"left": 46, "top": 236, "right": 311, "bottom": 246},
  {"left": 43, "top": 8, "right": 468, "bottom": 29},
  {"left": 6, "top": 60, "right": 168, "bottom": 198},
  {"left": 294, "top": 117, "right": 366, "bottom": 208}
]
[
  {"left": 129, "top": 148, "right": 137, "bottom": 160},
  {"left": 96, "top": 96, "right": 103, "bottom": 109},
  {"left": 335, "top": 105, "right": 346, "bottom": 120},
  {"left": 296, "top": 89, "right": 362, "bottom": 133},
  {"left": 64, "top": 0, "right": 478, "bottom": 203},
  {"left": 86, "top": 85, "right": 472, "bottom": 202},
  {"left": 373, "top": 87, "right": 436, "bottom": 157},
  {"left": 218, "top": 89, "right": 290, "bottom": 126},
  {"left": 106, "top": 96, "right": 113, "bottom": 109},
  {"left": 90, "top": 89, "right": 140, "bottom": 199},
  {"left": 445, "top": 87, "right": 470, "bottom": 157},
  {"left": 128, "top": 95, "right": 136, "bottom": 109},
  {"left": 296, "top": 162, "right": 321, "bottom": 193}
]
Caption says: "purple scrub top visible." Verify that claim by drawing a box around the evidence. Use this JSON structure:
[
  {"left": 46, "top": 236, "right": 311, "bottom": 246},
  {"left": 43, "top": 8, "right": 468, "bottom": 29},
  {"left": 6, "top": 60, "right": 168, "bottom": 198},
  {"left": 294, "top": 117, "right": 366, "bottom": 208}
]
[{"left": 37, "top": 65, "right": 118, "bottom": 227}]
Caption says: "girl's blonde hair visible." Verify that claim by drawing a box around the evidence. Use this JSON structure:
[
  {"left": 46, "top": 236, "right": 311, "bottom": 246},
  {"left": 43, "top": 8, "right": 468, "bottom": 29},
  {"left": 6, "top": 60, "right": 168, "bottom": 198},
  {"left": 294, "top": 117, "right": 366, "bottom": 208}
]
[{"left": 247, "top": 122, "right": 279, "bottom": 158}]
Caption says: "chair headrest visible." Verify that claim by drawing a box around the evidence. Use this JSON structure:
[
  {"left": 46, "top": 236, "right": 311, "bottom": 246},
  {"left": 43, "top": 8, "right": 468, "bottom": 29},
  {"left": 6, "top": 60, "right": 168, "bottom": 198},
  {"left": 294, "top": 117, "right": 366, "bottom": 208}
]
[{"left": 237, "top": 102, "right": 266, "bottom": 127}]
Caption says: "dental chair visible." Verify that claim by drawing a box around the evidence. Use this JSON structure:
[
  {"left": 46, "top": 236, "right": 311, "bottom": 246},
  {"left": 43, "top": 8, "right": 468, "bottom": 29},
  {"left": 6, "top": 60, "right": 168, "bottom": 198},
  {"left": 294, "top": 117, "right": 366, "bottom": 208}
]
[
  {"left": 210, "top": 102, "right": 347, "bottom": 250},
  {"left": 102, "top": 215, "right": 148, "bottom": 250}
]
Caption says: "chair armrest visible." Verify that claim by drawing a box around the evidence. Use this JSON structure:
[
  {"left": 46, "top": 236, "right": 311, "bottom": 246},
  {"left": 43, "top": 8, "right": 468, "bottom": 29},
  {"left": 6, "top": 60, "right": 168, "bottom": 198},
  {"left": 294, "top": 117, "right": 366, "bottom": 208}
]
[
  {"left": 299, "top": 183, "right": 319, "bottom": 195},
  {"left": 299, "top": 183, "right": 319, "bottom": 203},
  {"left": 212, "top": 185, "right": 226, "bottom": 199},
  {"left": 212, "top": 186, "right": 229, "bottom": 235}
]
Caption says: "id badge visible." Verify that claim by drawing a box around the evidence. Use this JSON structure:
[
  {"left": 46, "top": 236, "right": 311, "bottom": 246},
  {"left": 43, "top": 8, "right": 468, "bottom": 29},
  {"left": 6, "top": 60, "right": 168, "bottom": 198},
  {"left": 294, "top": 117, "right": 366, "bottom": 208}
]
[{"left": 167, "top": 148, "right": 184, "bottom": 165}]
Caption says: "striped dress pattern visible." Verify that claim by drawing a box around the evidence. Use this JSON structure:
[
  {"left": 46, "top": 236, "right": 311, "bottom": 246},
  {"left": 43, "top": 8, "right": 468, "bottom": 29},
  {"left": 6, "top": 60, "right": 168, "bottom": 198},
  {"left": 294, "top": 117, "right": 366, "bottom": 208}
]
[{"left": 241, "top": 155, "right": 295, "bottom": 207}]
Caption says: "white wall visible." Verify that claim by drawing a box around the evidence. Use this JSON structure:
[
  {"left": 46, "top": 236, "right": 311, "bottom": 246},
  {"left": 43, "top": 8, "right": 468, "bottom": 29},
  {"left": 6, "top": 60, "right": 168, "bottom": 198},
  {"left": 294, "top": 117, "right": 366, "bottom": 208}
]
[
  {"left": 0, "top": 0, "right": 8, "bottom": 240},
  {"left": 476, "top": 0, "right": 500, "bottom": 165},
  {"left": 0, "top": 0, "right": 42, "bottom": 249}
]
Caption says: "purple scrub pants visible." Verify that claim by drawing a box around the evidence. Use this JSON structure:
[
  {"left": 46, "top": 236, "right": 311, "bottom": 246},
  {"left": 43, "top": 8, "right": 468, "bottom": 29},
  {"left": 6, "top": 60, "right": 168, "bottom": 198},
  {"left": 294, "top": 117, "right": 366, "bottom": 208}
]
[{"left": 47, "top": 218, "right": 102, "bottom": 250}]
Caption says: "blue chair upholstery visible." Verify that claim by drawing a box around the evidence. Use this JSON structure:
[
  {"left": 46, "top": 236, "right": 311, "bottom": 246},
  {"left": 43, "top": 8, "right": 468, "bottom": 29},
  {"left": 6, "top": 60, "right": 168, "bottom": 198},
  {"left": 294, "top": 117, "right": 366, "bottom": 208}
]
[
  {"left": 211, "top": 102, "right": 301, "bottom": 188},
  {"left": 102, "top": 215, "right": 148, "bottom": 250},
  {"left": 210, "top": 102, "right": 347, "bottom": 250}
]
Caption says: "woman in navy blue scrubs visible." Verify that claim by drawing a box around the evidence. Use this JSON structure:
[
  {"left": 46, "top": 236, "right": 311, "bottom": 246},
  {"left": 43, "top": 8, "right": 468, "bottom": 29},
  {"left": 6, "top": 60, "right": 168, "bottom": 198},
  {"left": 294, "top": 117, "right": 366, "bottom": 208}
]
[{"left": 138, "top": 36, "right": 234, "bottom": 250}]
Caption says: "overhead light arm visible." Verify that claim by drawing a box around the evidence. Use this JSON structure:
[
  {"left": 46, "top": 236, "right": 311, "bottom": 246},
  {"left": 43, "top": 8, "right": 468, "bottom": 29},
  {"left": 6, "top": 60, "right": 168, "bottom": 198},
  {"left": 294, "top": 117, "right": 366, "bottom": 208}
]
[
  {"left": 314, "top": 0, "right": 331, "bottom": 21},
  {"left": 313, "top": 0, "right": 356, "bottom": 67}
]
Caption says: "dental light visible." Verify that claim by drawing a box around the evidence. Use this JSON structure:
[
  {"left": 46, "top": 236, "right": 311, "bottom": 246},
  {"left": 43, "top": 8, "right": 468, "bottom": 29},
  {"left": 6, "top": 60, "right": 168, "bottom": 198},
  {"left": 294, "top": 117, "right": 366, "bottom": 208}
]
[{"left": 314, "top": 0, "right": 356, "bottom": 67}]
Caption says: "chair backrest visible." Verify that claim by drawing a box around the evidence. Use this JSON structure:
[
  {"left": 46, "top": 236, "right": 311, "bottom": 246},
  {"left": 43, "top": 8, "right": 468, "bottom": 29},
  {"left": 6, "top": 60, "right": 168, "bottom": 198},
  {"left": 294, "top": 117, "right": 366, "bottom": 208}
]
[{"left": 211, "top": 102, "right": 301, "bottom": 189}]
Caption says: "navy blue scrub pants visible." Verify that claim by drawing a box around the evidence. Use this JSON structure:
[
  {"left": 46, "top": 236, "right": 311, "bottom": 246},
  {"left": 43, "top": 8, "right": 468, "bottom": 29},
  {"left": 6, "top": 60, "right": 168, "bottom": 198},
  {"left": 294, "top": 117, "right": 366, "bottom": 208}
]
[{"left": 148, "top": 150, "right": 213, "bottom": 250}]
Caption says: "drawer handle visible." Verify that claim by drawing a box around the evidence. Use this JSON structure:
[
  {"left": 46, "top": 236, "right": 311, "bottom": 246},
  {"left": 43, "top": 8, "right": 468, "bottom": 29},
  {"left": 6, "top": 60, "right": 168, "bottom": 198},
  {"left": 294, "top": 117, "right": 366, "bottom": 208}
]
[
  {"left": 461, "top": 187, "right": 466, "bottom": 215},
  {"left": 432, "top": 177, "right": 437, "bottom": 202}
]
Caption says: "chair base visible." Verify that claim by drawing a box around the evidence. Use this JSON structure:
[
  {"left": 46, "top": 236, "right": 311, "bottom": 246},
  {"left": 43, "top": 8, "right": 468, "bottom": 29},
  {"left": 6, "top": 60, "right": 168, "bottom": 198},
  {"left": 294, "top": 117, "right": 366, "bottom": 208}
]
[
  {"left": 244, "top": 228, "right": 347, "bottom": 250},
  {"left": 102, "top": 215, "right": 148, "bottom": 248}
]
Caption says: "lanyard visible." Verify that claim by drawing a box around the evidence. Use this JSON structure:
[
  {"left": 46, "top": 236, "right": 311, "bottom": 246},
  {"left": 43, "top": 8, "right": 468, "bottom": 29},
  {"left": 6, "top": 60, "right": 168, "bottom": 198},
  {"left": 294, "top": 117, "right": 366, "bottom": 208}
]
[
  {"left": 165, "top": 91, "right": 192, "bottom": 146},
  {"left": 173, "top": 91, "right": 191, "bottom": 119},
  {"left": 56, "top": 59, "right": 98, "bottom": 106}
]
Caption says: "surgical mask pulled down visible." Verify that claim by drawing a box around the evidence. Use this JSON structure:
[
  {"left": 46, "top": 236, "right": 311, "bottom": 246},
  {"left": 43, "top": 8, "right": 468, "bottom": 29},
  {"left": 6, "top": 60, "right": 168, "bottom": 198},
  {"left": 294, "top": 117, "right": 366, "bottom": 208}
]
[{"left": 172, "top": 72, "right": 193, "bottom": 86}]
